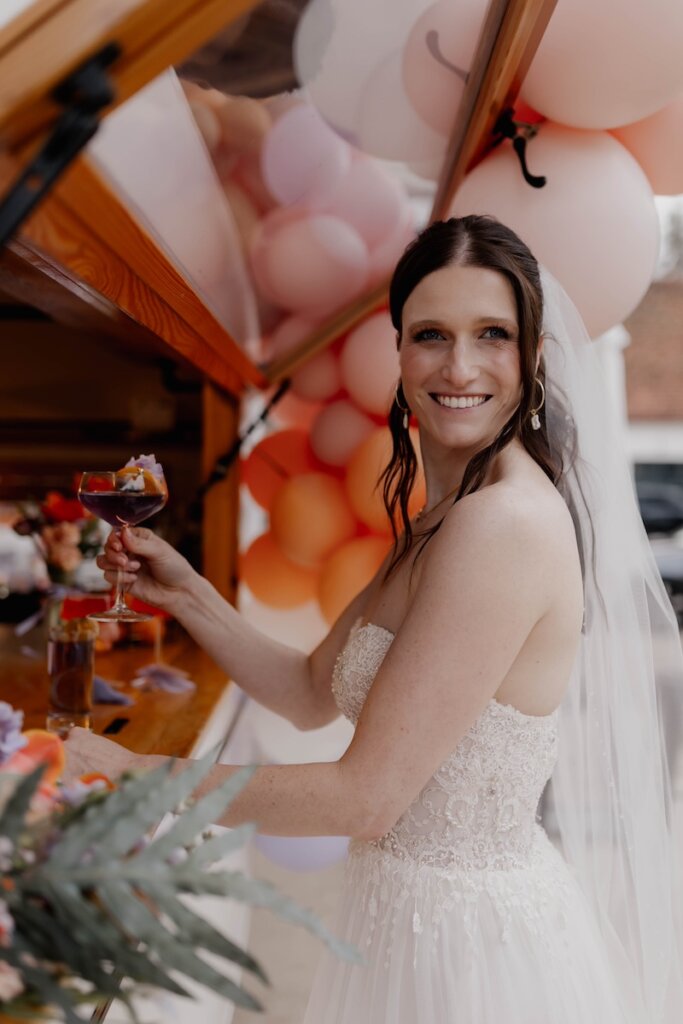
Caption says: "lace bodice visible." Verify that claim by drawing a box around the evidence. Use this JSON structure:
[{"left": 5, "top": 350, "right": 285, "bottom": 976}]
[{"left": 332, "top": 619, "right": 559, "bottom": 873}]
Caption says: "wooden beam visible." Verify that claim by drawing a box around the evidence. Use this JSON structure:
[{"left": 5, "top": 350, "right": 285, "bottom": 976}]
[
  {"left": 0, "top": 0, "right": 262, "bottom": 151},
  {"left": 430, "top": 0, "right": 557, "bottom": 220},
  {"left": 202, "top": 381, "right": 240, "bottom": 602}
]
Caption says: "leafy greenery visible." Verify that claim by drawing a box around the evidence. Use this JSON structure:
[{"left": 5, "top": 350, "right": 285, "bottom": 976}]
[{"left": 0, "top": 752, "right": 361, "bottom": 1021}]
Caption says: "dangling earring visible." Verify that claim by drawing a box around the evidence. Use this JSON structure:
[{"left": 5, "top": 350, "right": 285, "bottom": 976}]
[
  {"left": 394, "top": 382, "right": 410, "bottom": 429},
  {"left": 529, "top": 376, "right": 545, "bottom": 430}
]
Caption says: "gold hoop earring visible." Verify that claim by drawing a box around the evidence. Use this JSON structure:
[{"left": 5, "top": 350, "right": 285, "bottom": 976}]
[
  {"left": 530, "top": 376, "right": 545, "bottom": 431},
  {"left": 394, "top": 383, "right": 410, "bottom": 430}
]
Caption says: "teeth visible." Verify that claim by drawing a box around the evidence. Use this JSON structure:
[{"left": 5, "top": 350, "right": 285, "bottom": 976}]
[{"left": 436, "top": 395, "right": 488, "bottom": 409}]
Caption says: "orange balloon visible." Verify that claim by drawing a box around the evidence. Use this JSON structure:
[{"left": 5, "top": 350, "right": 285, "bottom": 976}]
[
  {"left": 270, "top": 473, "right": 357, "bottom": 568},
  {"left": 240, "top": 533, "right": 319, "bottom": 608},
  {"left": 345, "top": 427, "right": 425, "bottom": 533},
  {"left": 318, "top": 536, "right": 391, "bottom": 624},
  {"left": 241, "top": 430, "right": 317, "bottom": 510},
  {"left": 270, "top": 391, "right": 324, "bottom": 431}
]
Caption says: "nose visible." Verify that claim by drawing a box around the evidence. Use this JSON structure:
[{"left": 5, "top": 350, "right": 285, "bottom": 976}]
[{"left": 442, "top": 339, "right": 479, "bottom": 386}]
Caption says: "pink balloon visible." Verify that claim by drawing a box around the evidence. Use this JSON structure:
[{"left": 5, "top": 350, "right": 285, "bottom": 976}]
[
  {"left": 522, "top": 0, "right": 683, "bottom": 130},
  {"left": 291, "top": 350, "right": 342, "bottom": 401},
  {"left": 368, "top": 208, "right": 415, "bottom": 286},
  {"left": 612, "top": 94, "right": 683, "bottom": 196},
  {"left": 267, "top": 314, "right": 321, "bottom": 359},
  {"left": 321, "top": 157, "right": 409, "bottom": 249},
  {"left": 451, "top": 124, "right": 659, "bottom": 337},
  {"left": 340, "top": 312, "right": 400, "bottom": 415},
  {"left": 261, "top": 104, "right": 352, "bottom": 207},
  {"left": 251, "top": 212, "right": 369, "bottom": 315},
  {"left": 402, "top": 0, "right": 486, "bottom": 137},
  {"left": 310, "top": 400, "right": 376, "bottom": 467}
]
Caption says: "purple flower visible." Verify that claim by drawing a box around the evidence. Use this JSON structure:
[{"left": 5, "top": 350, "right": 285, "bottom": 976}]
[
  {"left": 0, "top": 702, "right": 27, "bottom": 766},
  {"left": 125, "top": 453, "right": 164, "bottom": 480}
]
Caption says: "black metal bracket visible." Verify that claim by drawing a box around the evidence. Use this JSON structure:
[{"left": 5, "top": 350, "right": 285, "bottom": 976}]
[
  {"left": 492, "top": 108, "right": 547, "bottom": 189},
  {"left": 0, "top": 42, "right": 121, "bottom": 250}
]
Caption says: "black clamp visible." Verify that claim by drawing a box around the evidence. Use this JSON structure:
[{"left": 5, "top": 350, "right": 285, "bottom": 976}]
[
  {"left": 492, "top": 108, "right": 546, "bottom": 189},
  {"left": 0, "top": 42, "right": 121, "bottom": 250}
]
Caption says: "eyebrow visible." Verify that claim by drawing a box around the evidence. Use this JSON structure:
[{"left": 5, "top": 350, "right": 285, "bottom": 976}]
[{"left": 408, "top": 316, "right": 518, "bottom": 331}]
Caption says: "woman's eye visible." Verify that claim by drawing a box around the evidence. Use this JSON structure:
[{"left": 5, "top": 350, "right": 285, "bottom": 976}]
[
  {"left": 413, "top": 328, "right": 443, "bottom": 342},
  {"left": 482, "top": 325, "right": 512, "bottom": 341}
]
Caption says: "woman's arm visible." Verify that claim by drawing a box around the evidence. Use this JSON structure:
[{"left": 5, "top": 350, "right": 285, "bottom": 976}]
[{"left": 101, "top": 528, "right": 376, "bottom": 731}]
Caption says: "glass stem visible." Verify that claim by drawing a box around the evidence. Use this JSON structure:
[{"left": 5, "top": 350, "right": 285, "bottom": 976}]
[{"left": 110, "top": 527, "right": 130, "bottom": 614}]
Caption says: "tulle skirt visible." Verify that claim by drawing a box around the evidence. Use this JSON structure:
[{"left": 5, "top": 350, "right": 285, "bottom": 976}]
[{"left": 302, "top": 826, "right": 645, "bottom": 1023}]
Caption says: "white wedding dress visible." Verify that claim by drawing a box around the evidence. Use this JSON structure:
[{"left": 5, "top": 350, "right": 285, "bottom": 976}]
[{"left": 302, "top": 619, "right": 646, "bottom": 1023}]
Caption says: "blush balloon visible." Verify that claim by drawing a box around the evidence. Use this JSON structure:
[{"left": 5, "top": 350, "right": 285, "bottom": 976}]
[
  {"left": 271, "top": 473, "right": 357, "bottom": 568},
  {"left": 522, "top": 0, "right": 683, "bottom": 129},
  {"left": 451, "top": 123, "right": 659, "bottom": 337},
  {"left": 261, "top": 103, "right": 351, "bottom": 207},
  {"left": 318, "top": 536, "right": 391, "bottom": 624},
  {"left": 612, "top": 94, "right": 683, "bottom": 196},
  {"left": 188, "top": 101, "right": 221, "bottom": 153},
  {"left": 291, "top": 349, "right": 342, "bottom": 401},
  {"left": 368, "top": 208, "right": 415, "bottom": 285},
  {"left": 268, "top": 314, "right": 321, "bottom": 359},
  {"left": 217, "top": 96, "right": 272, "bottom": 153},
  {"left": 340, "top": 312, "right": 400, "bottom": 415},
  {"left": 241, "top": 429, "right": 317, "bottom": 510},
  {"left": 321, "top": 157, "right": 409, "bottom": 249},
  {"left": 402, "top": 0, "right": 486, "bottom": 137},
  {"left": 310, "top": 400, "right": 376, "bottom": 467},
  {"left": 251, "top": 212, "right": 369, "bottom": 316},
  {"left": 240, "top": 533, "right": 319, "bottom": 609},
  {"left": 346, "top": 428, "right": 425, "bottom": 533}
]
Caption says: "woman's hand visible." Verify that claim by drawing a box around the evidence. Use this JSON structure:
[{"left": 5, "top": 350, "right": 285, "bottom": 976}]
[
  {"left": 96, "top": 526, "right": 196, "bottom": 614},
  {"left": 62, "top": 727, "right": 154, "bottom": 785}
]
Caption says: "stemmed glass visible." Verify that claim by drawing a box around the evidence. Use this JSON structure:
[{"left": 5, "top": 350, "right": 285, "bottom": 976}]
[{"left": 77, "top": 468, "right": 168, "bottom": 622}]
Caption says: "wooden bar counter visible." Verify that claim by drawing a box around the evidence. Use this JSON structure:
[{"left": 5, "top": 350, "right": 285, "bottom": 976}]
[{"left": 0, "top": 620, "right": 236, "bottom": 759}]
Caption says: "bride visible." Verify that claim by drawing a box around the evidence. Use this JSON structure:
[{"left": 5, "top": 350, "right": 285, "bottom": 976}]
[{"left": 66, "top": 216, "right": 683, "bottom": 1022}]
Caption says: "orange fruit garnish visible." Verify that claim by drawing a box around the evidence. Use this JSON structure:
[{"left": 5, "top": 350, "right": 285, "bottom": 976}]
[
  {"left": 19, "top": 729, "right": 66, "bottom": 785},
  {"left": 116, "top": 466, "right": 165, "bottom": 494}
]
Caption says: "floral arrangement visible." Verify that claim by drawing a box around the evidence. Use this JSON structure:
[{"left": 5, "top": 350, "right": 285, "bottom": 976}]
[
  {"left": 13, "top": 490, "right": 104, "bottom": 587},
  {"left": 0, "top": 702, "right": 357, "bottom": 1020}
]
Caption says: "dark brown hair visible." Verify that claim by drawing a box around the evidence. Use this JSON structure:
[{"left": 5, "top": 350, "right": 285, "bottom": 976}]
[{"left": 380, "top": 215, "right": 563, "bottom": 578}]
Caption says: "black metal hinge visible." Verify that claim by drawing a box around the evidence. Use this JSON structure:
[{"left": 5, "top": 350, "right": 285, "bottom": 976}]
[{"left": 0, "top": 41, "right": 121, "bottom": 250}]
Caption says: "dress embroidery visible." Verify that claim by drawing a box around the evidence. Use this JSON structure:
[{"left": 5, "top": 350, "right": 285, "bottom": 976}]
[{"left": 331, "top": 620, "right": 574, "bottom": 954}]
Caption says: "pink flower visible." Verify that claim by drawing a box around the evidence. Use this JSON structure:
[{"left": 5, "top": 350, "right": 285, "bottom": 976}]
[{"left": 0, "top": 898, "right": 15, "bottom": 947}]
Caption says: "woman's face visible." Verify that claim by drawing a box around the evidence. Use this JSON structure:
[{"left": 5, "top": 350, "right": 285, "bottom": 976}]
[{"left": 399, "top": 263, "right": 523, "bottom": 457}]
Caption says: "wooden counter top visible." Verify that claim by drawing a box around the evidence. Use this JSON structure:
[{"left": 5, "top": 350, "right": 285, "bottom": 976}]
[{"left": 0, "top": 621, "right": 232, "bottom": 758}]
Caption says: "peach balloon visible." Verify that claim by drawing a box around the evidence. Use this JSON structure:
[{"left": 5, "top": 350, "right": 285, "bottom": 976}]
[
  {"left": 261, "top": 103, "right": 351, "bottom": 206},
  {"left": 291, "top": 350, "right": 342, "bottom": 401},
  {"left": 310, "top": 400, "right": 376, "bottom": 467},
  {"left": 522, "top": 0, "right": 683, "bottom": 130},
  {"left": 402, "top": 0, "right": 486, "bottom": 137},
  {"left": 451, "top": 123, "right": 659, "bottom": 338},
  {"left": 346, "top": 428, "right": 425, "bottom": 533},
  {"left": 271, "top": 473, "right": 357, "bottom": 568},
  {"left": 188, "top": 101, "right": 221, "bottom": 153},
  {"left": 233, "top": 151, "right": 278, "bottom": 213},
  {"left": 318, "top": 536, "right": 391, "bottom": 624},
  {"left": 241, "top": 429, "right": 317, "bottom": 510},
  {"left": 240, "top": 533, "right": 319, "bottom": 609},
  {"left": 340, "top": 312, "right": 400, "bottom": 415},
  {"left": 612, "top": 94, "right": 683, "bottom": 196},
  {"left": 217, "top": 96, "right": 271, "bottom": 153},
  {"left": 251, "top": 212, "right": 369, "bottom": 315},
  {"left": 321, "top": 157, "right": 409, "bottom": 249}
]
